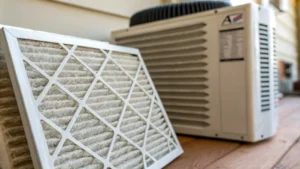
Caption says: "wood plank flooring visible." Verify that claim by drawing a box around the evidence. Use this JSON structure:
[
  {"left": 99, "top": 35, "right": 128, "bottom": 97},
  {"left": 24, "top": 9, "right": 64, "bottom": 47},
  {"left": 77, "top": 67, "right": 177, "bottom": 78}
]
[{"left": 165, "top": 97, "right": 300, "bottom": 169}]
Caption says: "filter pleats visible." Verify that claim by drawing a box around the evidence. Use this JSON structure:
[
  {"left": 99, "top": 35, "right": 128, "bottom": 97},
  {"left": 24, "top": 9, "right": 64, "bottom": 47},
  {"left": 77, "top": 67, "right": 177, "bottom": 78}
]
[
  {"left": 24, "top": 61, "right": 49, "bottom": 99},
  {"left": 41, "top": 121, "right": 62, "bottom": 155},
  {"left": 71, "top": 108, "right": 114, "bottom": 158},
  {"left": 145, "top": 155, "right": 154, "bottom": 167},
  {"left": 150, "top": 101, "right": 170, "bottom": 135},
  {"left": 101, "top": 59, "right": 133, "bottom": 99},
  {"left": 129, "top": 85, "right": 152, "bottom": 118},
  {"left": 137, "top": 67, "right": 153, "bottom": 97},
  {"left": 109, "top": 135, "right": 144, "bottom": 169},
  {"left": 86, "top": 80, "right": 124, "bottom": 127},
  {"left": 168, "top": 130, "right": 177, "bottom": 151},
  {"left": 58, "top": 56, "right": 94, "bottom": 99},
  {"left": 120, "top": 107, "right": 147, "bottom": 147},
  {"left": 54, "top": 140, "right": 104, "bottom": 169},
  {"left": 145, "top": 126, "right": 169, "bottom": 160},
  {"left": 18, "top": 39, "right": 68, "bottom": 76},
  {"left": 64, "top": 44, "right": 73, "bottom": 50},
  {"left": 111, "top": 51, "right": 140, "bottom": 78},
  {"left": 74, "top": 46, "right": 106, "bottom": 73},
  {"left": 38, "top": 85, "right": 79, "bottom": 130}
]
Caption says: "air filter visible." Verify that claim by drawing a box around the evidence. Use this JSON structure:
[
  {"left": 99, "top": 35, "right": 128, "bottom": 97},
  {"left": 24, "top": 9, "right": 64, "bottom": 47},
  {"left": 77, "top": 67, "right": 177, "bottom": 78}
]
[{"left": 0, "top": 26, "right": 183, "bottom": 169}]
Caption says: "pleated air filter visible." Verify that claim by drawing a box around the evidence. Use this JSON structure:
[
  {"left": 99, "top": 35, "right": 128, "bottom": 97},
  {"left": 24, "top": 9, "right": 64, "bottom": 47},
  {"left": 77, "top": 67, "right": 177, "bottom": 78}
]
[
  {"left": 0, "top": 27, "right": 182, "bottom": 169},
  {"left": 112, "top": 3, "right": 278, "bottom": 142}
]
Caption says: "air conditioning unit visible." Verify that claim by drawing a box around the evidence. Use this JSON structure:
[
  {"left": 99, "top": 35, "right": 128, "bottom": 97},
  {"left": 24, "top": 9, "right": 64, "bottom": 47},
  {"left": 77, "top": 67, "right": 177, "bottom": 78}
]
[{"left": 112, "top": 2, "right": 278, "bottom": 142}]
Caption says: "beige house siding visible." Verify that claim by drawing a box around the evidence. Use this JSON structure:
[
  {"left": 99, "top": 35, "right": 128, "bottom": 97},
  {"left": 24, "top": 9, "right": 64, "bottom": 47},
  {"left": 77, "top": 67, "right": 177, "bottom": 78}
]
[
  {"left": 296, "top": 0, "right": 300, "bottom": 81},
  {"left": 0, "top": 0, "right": 161, "bottom": 41},
  {"left": 272, "top": 0, "right": 297, "bottom": 93},
  {"left": 50, "top": 0, "right": 161, "bottom": 18},
  {"left": 275, "top": 1, "right": 298, "bottom": 82},
  {"left": 236, "top": 0, "right": 298, "bottom": 90}
]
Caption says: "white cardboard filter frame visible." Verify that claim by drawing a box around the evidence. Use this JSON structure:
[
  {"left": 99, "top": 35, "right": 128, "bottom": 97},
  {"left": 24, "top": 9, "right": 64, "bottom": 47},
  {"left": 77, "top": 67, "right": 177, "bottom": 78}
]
[{"left": 0, "top": 26, "right": 183, "bottom": 169}]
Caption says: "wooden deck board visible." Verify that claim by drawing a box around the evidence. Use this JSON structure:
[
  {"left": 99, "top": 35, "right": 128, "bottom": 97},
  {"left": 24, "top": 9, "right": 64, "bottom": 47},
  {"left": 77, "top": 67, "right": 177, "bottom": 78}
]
[
  {"left": 277, "top": 97, "right": 300, "bottom": 119},
  {"left": 166, "top": 138, "right": 241, "bottom": 169},
  {"left": 275, "top": 139, "right": 300, "bottom": 169},
  {"left": 165, "top": 97, "right": 300, "bottom": 169}
]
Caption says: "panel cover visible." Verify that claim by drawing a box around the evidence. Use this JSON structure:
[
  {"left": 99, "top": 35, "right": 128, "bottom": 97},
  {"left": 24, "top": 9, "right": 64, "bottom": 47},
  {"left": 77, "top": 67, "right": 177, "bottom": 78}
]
[
  {"left": 114, "top": 23, "right": 211, "bottom": 130},
  {"left": 0, "top": 27, "right": 182, "bottom": 169}
]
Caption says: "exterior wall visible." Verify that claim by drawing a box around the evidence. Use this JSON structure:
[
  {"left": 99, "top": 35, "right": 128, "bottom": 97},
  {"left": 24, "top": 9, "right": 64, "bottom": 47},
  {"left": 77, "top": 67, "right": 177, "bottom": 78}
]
[
  {"left": 51, "top": 0, "right": 161, "bottom": 18},
  {"left": 276, "top": 0, "right": 297, "bottom": 92},
  {"left": 296, "top": 0, "right": 300, "bottom": 80},
  {"left": 275, "top": 1, "right": 297, "bottom": 77},
  {"left": 0, "top": 0, "right": 161, "bottom": 41}
]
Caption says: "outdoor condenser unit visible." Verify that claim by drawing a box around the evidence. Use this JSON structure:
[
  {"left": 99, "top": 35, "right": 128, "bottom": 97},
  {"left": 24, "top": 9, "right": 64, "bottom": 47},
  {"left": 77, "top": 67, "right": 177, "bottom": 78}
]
[{"left": 112, "top": 2, "right": 278, "bottom": 142}]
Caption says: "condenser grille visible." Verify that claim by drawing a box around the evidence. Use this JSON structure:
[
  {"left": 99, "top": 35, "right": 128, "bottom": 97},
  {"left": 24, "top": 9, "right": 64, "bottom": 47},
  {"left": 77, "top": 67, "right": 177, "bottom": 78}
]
[
  {"left": 273, "top": 28, "right": 278, "bottom": 108},
  {"left": 115, "top": 23, "right": 210, "bottom": 129},
  {"left": 0, "top": 28, "right": 181, "bottom": 169},
  {"left": 259, "top": 23, "right": 271, "bottom": 112}
]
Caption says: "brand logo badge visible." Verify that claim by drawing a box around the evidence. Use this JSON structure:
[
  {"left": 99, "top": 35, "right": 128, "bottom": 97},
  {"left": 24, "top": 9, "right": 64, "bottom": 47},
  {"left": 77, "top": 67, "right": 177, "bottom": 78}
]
[{"left": 222, "top": 13, "right": 243, "bottom": 25}]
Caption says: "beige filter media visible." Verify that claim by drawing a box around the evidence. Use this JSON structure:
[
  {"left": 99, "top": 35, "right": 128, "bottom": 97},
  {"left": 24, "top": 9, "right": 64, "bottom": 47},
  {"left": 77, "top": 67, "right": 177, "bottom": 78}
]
[{"left": 0, "top": 27, "right": 182, "bottom": 169}]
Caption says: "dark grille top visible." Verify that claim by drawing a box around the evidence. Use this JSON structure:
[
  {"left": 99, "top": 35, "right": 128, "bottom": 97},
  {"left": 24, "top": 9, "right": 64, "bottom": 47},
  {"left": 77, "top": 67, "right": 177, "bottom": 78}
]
[{"left": 130, "top": 0, "right": 232, "bottom": 27}]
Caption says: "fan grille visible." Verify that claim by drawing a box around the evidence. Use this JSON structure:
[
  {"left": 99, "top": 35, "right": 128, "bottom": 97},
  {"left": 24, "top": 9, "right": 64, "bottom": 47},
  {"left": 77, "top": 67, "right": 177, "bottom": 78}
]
[{"left": 130, "top": 0, "right": 231, "bottom": 26}]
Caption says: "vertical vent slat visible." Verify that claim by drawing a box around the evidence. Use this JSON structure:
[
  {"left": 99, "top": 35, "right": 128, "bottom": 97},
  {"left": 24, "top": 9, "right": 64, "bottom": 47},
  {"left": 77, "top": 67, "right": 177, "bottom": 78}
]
[
  {"left": 273, "top": 28, "right": 278, "bottom": 108},
  {"left": 259, "top": 23, "right": 271, "bottom": 112}
]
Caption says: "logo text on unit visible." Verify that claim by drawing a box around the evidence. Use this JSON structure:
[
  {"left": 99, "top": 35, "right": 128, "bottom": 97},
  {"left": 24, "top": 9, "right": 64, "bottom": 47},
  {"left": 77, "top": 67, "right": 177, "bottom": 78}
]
[{"left": 222, "top": 13, "right": 243, "bottom": 25}]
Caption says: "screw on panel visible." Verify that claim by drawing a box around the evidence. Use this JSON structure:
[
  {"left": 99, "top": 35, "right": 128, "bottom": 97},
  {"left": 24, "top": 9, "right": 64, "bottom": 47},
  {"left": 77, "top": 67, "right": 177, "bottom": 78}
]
[
  {"left": 261, "top": 135, "right": 264, "bottom": 138},
  {"left": 215, "top": 134, "right": 218, "bottom": 137},
  {"left": 241, "top": 136, "right": 244, "bottom": 140}
]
